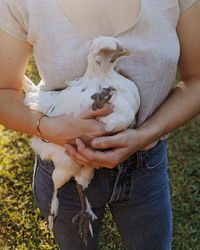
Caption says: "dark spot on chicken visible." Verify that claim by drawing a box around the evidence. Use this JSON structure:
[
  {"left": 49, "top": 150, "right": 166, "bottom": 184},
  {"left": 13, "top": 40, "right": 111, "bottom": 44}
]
[
  {"left": 91, "top": 86, "right": 115, "bottom": 110},
  {"left": 81, "top": 87, "right": 87, "bottom": 92}
]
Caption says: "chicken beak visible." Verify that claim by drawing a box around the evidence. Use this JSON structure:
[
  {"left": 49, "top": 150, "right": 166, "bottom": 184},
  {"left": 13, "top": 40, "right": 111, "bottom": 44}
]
[{"left": 110, "top": 44, "right": 132, "bottom": 63}]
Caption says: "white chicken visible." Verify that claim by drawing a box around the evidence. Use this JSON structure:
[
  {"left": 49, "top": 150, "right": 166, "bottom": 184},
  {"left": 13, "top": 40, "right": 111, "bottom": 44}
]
[{"left": 23, "top": 36, "right": 140, "bottom": 245}]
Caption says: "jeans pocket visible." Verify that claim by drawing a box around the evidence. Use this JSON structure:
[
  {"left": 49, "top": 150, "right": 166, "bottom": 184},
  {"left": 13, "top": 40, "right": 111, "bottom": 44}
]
[
  {"left": 32, "top": 156, "right": 53, "bottom": 202},
  {"left": 32, "top": 157, "right": 55, "bottom": 218},
  {"left": 140, "top": 139, "right": 168, "bottom": 171}
]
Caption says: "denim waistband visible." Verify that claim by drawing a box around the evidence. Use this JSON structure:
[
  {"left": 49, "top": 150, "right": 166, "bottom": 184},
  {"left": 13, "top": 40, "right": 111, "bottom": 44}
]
[{"left": 35, "top": 139, "right": 167, "bottom": 177}]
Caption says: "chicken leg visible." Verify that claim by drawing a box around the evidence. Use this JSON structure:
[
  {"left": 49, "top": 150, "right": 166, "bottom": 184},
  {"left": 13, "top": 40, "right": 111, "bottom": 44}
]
[
  {"left": 72, "top": 183, "right": 97, "bottom": 246},
  {"left": 72, "top": 87, "right": 116, "bottom": 245}
]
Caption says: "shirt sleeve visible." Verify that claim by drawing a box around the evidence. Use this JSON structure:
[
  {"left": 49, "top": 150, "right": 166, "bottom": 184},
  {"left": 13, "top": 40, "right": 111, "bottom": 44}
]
[
  {"left": 0, "top": 0, "right": 27, "bottom": 41},
  {"left": 179, "top": 0, "right": 198, "bottom": 14}
]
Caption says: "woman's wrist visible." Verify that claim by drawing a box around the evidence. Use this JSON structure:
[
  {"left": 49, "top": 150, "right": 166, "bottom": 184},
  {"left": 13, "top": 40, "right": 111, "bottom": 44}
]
[
  {"left": 37, "top": 115, "right": 52, "bottom": 140},
  {"left": 38, "top": 114, "right": 76, "bottom": 145},
  {"left": 36, "top": 114, "right": 47, "bottom": 136},
  {"left": 135, "top": 122, "right": 162, "bottom": 150}
]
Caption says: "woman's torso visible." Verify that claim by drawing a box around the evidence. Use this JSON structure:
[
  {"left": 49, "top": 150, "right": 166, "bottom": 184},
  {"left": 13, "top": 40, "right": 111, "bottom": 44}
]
[{"left": 18, "top": 0, "right": 182, "bottom": 125}]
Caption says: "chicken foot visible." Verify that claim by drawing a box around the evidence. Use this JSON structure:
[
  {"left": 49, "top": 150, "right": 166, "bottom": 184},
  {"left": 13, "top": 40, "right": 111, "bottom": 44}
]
[{"left": 72, "top": 183, "right": 97, "bottom": 246}]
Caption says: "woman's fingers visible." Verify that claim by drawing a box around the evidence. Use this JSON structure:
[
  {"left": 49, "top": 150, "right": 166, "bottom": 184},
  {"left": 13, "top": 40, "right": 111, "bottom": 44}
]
[
  {"left": 64, "top": 143, "right": 101, "bottom": 167},
  {"left": 75, "top": 138, "right": 124, "bottom": 168},
  {"left": 91, "top": 133, "right": 128, "bottom": 149},
  {"left": 64, "top": 144, "right": 90, "bottom": 164},
  {"left": 64, "top": 130, "right": 141, "bottom": 169},
  {"left": 80, "top": 103, "right": 114, "bottom": 119}
]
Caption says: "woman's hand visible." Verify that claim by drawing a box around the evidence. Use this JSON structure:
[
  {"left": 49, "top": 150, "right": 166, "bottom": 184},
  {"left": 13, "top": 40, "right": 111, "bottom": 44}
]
[
  {"left": 64, "top": 128, "right": 146, "bottom": 168},
  {"left": 39, "top": 103, "right": 114, "bottom": 146}
]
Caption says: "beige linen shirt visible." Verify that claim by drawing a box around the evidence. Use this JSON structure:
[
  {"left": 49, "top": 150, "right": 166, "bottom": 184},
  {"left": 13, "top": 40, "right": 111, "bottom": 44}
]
[{"left": 0, "top": 0, "right": 197, "bottom": 126}]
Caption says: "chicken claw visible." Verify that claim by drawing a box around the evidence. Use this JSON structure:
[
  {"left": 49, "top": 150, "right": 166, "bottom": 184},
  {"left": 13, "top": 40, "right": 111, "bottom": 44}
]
[
  {"left": 72, "top": 183, "right": 97, "bottom": 246},
  {"left": 72, "top": 208, "right": 94, "bottom": 246}
]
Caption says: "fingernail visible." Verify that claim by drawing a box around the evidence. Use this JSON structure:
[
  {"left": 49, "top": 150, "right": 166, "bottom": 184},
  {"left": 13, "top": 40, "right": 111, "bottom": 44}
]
[
  {"left": 64, "top": 146, "right": 71, "bottom": 153},
  {"left": 92, "top": 139, "right": 100, "bottom": 146},
  {"left": 75, "top": 139, "right": 79, "bottom": 147},
  {"left": 64, "top": 150, "right": 70, "bottom": 155}
]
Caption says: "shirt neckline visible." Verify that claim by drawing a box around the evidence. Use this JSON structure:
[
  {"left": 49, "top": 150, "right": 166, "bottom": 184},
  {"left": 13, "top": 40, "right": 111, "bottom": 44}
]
[{"left": 54, "top": 0, "right": 143, "bottom": 40}]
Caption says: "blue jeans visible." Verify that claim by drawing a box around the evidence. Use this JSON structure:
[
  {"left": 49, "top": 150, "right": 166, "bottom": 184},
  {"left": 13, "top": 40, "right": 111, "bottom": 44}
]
[{"left": 33, "top": 139, "right": 172, "bottom": 250}]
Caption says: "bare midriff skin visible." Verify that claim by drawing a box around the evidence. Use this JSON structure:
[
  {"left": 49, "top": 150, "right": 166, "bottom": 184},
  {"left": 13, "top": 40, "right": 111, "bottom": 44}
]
[
  {"left": 56, "top": 0, "right": 141, "bottom": 36},
  {"left": 0, "top": 0, "right": 200, "bottom": 168}
]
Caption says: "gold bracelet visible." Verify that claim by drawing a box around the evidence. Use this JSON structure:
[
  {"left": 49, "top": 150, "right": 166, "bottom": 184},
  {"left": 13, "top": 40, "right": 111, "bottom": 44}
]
[{"left": 36, "top": 114, "right": 50, "bottom": 143}]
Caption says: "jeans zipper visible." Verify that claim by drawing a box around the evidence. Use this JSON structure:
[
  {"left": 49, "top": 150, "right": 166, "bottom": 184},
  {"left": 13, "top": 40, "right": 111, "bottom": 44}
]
[{"left": 108, "top": 164, "right": 122, "bottom": 203}]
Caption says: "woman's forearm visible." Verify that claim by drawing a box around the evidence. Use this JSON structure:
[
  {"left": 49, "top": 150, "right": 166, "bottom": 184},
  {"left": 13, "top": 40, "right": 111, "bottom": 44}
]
[
  {"left": 0, "top": 89, "right": 43, "bottom": 136},
  {"left": 0, "top": 88, "right": 113, "bottom": 146},
  {"left": 137, "top": 79, "right": 200, "bottom": 148}
]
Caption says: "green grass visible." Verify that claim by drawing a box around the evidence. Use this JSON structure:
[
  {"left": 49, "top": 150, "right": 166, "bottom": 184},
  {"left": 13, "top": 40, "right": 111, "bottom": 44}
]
[{"left": 0, "top": 58, "right": 199, "bottom": 249}]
